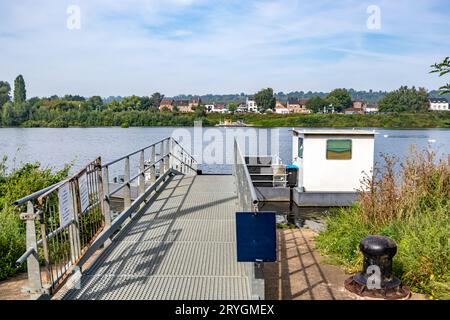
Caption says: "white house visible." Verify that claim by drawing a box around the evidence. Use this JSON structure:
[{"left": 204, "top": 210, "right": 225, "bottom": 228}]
[
  {"left": 246, "top": 98, "right": 258, "bottom": 113},
  {"left": 429, "top": 98, "right": 449, "bottom": 111},
  {"left": 292, "top": 129, "right": 375, "bottom": 193},
  {"left": 364, "top": 103, "right": 379, "bottom": 113}
]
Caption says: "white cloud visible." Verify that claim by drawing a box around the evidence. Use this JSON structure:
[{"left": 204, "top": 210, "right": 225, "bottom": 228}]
[{"left": 0, "top": 0, "right": 448, "bottom": 96}]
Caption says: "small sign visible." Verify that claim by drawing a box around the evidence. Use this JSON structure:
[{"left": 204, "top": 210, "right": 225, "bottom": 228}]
[
  {"left": 236, "top": 211, "right": 276, "bottom": 262},
  {"left": 78, "top": 172, "right": 89, "bottom": 213},
  {"left": 58, "top": 182, "right": 75, "bottom": 228}
]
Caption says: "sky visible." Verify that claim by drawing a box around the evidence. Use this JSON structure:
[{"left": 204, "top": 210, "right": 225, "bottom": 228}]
[{"left": 0, "top": 0, "right": 449, "bottom": 97}]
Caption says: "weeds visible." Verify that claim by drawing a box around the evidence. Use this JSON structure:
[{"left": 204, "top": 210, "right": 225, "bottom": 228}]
[{"left": 316, "top": 148, "right": 450, "bottom": 299}]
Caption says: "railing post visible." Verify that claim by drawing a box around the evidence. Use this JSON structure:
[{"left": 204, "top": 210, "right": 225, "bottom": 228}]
[
  {"left": 151, "top": 145, "right": 156, "bottom": 184},
  {"left": 124, "top": 156, "right": 131, "bottom": 209},
  {"left": 69, "top": 181, "right": 81, "bottom": 262},
  {"left": 139, "top": 150, "right": 145, "bottom": 209},
  {"left": 165, "top": 138, "right": 170, "bottom": 172},
  {"left": 168, "top": 138, "right": 173, "bottom": 171},
  {"left": 23, "top": 201, "right": 43, "bottom": 297},
  {"left": 161, "top": 140, "right": 166, "bottom": 176},
  {"left": 102, "top": 166, "right": 111, "bottom": 228}
]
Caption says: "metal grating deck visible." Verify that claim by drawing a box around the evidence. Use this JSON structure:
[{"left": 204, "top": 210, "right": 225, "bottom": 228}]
[{"left": 60, "top": 175, "right": 252, "bottom": 300}]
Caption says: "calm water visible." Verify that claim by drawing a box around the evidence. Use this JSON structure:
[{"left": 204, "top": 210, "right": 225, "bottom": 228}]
[{"left": 0, "top": 127, "right": 449, "bottom": 177}]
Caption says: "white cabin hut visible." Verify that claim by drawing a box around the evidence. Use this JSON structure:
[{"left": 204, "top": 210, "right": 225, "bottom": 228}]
[{"left": 291, "top": 129, "right": 375, "bottom": 206}]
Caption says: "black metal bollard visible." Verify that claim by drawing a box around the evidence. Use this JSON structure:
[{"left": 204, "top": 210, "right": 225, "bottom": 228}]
[{"left": 345, "top": 235, "right": 410, "bottom": 299}]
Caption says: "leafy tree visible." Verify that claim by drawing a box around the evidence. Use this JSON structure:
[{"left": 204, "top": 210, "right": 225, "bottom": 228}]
[
  {"left": 150, "top": 92, "right": 164, "bottom": 109},
  {"left": 140, "top": 96, "right": 152, "bottom": 110},
  {"left": 378, "top": 86, "right": 429, "bottom": 112},
  {"left": 325, "top": 88, "right": 351, "bottom": 112},
  {"left": 87, "top": 96, "right": 104, "bottom": 111},
  {"left": 430, "top": 57, "right": 450, "bottom": 94},
  {"left": 194, "top": 104, "right": 207, "bottom": 118},
  {"left": 254, "top": 88, "right": 276, "bottom": 112},
  {"left": 305, "top": 96, "right": 327, "bottom": 113},
  {"left": 63, "top": 94, "right": 85, "bottom": 101},
  {"left": 120, "top": 95, "right": 141, "bottom": 111},
  {"left": 13, "top": 75, "right": 26, "bottom": 105},
  {"left": 0, "top": 81, "right": 11, "bottom": 107},
  {"left": 227, "top": 102, "right": 238, "bottom": 114},
  {"left": 1, "top": 102, "right": 15, "bottom": 126}
]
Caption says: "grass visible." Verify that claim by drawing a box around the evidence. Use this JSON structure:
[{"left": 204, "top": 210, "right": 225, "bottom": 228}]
[{"left": 316, "top": 148, "right": 450, "bottom": 299}]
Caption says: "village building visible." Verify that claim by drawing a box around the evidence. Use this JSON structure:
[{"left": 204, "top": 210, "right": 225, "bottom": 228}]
[
  {"left": 275, "top": 101, "right": 289, "bottom": 114},
  {"left": 159, "top": 99, "right": 174, "bottom": 112},
  {"left": 428, "top": 98, "right": 449, "bottom": 111},
  {"left": 352, "top": 100, "right": 366, "bottom": 110},
  {"left": 246, "top": 97, "right": 258, "bottom": 112},
  {"left": 364, "top": 102, "right": 379, "bottom": 113},
  {"left": 287, "top": 98, "right": 311, "bottom": 113}
]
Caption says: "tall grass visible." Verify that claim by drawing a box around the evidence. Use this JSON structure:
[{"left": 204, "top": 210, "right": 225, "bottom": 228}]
[{"left": 316, "top": 148, "right": 450, "bottom": 299}]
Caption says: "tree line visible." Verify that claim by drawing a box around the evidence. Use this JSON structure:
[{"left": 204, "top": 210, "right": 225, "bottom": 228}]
[{"left": 0, "top": 72, "right": 448, "bottom": 127}]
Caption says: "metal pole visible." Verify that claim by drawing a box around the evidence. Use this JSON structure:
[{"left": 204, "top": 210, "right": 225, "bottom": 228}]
[
  {"left": 139, "top": 150, "right": 145, "bottom": 210},
  {"left": 151, "top": 145, "right": 156, "bottom": 184},
  {"left": 24, "top": 201, "right": 43, "bottom": 296},
  {"left": 70, "top": 181, "right": 82, "bottom": 260},
  {"left": 161, "top": 140, "right": 166, "bottom": 176},
  {"left": 124, "top": 156, "right": 131, "bottom": 209},
  {"left": 102, "top": 166, "right": 111, "bottom": 227}
]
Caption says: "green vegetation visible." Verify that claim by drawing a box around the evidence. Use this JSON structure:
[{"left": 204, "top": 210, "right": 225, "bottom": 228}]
[
  {"left": 316, "top": 150, "right": 450, "bottom": 299},
  {"left": 379, "top": 86, "right": 429, "bottom": 112},
  {"left": 254, "top": 88, "right": 276, "bottom": 112},
  {"left": 1, "top": 75, "right": 450, "bottom": 128},
  {"left": 325, "top": 88, "right": 352, "bottom": 112},
  {"left": 219, "top": 112, "right": 450, "bottom": 128},
  {"left": 431, "top": 56, "right": 450, "bottom": 94},
  {"left": 0, "top": 157, "right": 70, "bottom": 280}
]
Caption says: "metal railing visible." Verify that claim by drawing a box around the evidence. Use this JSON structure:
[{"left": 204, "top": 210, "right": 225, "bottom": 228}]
[
  {"left": 14, "top": 137, "right": 197, "bottom": 298},
  {"left": 233, "top": 139, "right": 259, "bottom": 212}
]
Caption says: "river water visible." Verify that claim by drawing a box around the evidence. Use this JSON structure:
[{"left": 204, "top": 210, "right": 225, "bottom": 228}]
[{"left": 1, "top": 127, "right": 449, "bottom": 176}]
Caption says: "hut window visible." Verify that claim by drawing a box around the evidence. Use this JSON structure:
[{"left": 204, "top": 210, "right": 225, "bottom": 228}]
[
  {"left": 298, "top": 138, "right": 304, "bottom": 159},
  {"left": 326, "top": 139, "right": 352, "bottom": 160}
]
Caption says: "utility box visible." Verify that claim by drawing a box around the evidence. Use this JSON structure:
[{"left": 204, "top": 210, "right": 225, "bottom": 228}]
[{"left": 286, "top": 165, "right": 299, "bottom": 187}]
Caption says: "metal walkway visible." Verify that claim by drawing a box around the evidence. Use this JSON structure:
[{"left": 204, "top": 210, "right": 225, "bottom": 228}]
[{"left": 60, "top": 174, "right": 253, "bottom": 300}]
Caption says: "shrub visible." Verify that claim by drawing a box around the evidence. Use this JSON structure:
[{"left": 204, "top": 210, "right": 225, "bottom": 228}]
[
  {"left": 316, "top": 148, "right": 450, "bottom": 299},
  {"left": 0, "top": 157, "right": 70, "bottom": 280}
]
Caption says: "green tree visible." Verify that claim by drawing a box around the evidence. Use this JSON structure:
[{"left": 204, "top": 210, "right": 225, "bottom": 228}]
[
  {"left": 305, "top": 96, "right": 327, "bottom": 113},
  {"left": 325, "top": 88, "right": 352, "bottom": 112},
  {"left": 150, "top": 92, "right": 164, "bottom": 110},
  {"left": 1, "top": 102, "right": 15, "bottom": 126},
  {"left": 87, "top": 96, "right": 104, "bottom": 111},
  {"left": 254, "top": 88, "right": 275, "bottom": 112},
  {"left": 430, "top": 57, "right": 450, "bottom": 94},
  {"left": 140, "top": 96, "right": 152, "bottom": 110},
  {"left": 0, "top": 81, "right": 11, "bottom": 107},
  {"left": 227, "top": 102, "right": 238, "bottom": 114},
  {"left": 13, "top": 75, "right": 26, "bottom": 105},
  {"left": 378, "top": 86, "right": 429, "bottom": 112}
]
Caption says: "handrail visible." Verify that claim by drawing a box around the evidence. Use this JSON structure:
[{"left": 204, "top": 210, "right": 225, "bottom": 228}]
[
  {"left": 102, "top": 137, "right": 170, "bottom": 168},
  {"left": 233, "top": 139, "right": 259, "bottom": 211},
  {"left": 13, "top": 181, "right": 64, "bottom": 207},
  {"left": 13, "top": 136, "right": 198, "bottom": 298}
]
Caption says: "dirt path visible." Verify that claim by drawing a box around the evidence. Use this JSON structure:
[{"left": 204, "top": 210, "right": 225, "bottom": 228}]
[{"left": 264, "top": 228, "right": 427, "bottom": 300}]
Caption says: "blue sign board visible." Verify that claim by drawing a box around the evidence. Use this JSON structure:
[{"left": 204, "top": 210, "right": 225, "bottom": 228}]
[{"left": 236, "top": 211, "right": 276, "bottom": 262}]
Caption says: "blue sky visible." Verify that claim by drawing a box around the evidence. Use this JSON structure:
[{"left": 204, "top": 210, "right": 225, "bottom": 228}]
[{"left": 0, "top": 0, "right": 449, "bottom": 97}]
